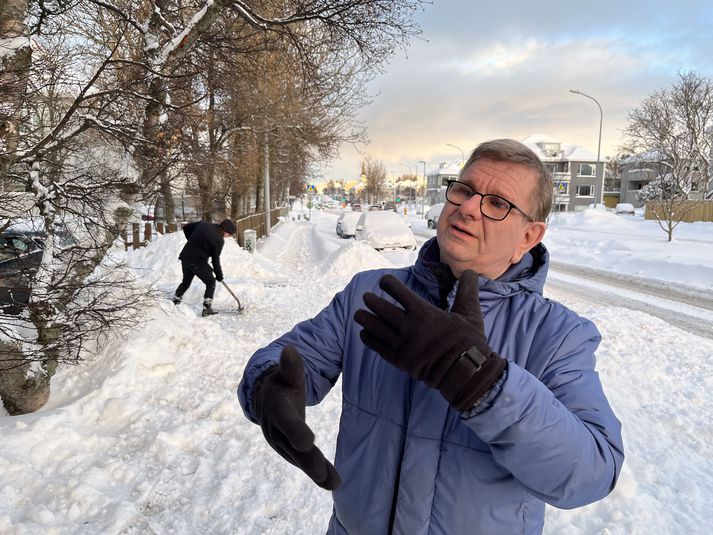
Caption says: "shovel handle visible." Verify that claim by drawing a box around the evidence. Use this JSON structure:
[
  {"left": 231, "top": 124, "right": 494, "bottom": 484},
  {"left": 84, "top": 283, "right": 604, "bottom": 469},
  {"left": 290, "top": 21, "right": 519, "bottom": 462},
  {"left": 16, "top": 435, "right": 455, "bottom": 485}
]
[{"left": 221, "top": 281, "right": 244, "bottom": 311}]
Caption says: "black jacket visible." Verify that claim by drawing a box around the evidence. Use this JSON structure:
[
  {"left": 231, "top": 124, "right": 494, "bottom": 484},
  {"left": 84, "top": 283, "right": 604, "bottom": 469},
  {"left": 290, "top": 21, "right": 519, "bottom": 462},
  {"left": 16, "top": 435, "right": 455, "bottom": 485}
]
[{"left": 178, "top": 221, "right": 225, "bottom": 280}]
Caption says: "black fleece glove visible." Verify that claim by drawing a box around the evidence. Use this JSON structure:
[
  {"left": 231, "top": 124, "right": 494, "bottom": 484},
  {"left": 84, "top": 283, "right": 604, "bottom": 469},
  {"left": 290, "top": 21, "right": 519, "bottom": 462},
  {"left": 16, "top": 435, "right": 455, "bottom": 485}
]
[
  {"left": 354, "top": 270, "right": 506, "bottom": 412},
  {"left": 252, "top": 345, "right": 341, "bottom": 490}
]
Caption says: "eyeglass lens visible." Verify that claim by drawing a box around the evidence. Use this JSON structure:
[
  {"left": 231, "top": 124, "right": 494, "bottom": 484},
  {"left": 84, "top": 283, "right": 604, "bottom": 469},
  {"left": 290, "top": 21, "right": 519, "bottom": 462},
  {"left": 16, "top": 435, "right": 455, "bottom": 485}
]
[{"left": 447, "top": 182, "right": 511, "bottom": 220}]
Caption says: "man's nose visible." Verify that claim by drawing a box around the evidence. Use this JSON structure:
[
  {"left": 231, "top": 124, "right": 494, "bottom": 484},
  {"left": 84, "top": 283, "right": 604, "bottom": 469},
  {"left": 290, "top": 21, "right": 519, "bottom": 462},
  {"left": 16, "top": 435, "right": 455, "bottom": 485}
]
[{"left": 459, "top": 193, "right": 483, "bottom": 219}]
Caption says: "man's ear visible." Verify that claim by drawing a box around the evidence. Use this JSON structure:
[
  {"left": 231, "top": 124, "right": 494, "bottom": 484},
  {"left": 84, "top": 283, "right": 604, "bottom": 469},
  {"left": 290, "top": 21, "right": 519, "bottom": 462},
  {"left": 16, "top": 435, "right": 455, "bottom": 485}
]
[{"left": 511, "top": 222, "right": 547, "bottom": 264}]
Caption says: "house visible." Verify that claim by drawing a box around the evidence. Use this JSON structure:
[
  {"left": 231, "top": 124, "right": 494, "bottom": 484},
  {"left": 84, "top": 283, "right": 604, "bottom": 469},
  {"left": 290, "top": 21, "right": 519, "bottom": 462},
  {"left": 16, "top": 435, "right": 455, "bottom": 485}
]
[
  {"left": 522, "top": 134, "right": 609, "bottom": 212},
  {"left": 618, "top": 151, "right": 660, "bottom": 208},
  {"left": 425, "top": 161, "right": 461, "bottom": 206},
  {"left": 619, "top": 149, "right": 713, "bottom": 208}
]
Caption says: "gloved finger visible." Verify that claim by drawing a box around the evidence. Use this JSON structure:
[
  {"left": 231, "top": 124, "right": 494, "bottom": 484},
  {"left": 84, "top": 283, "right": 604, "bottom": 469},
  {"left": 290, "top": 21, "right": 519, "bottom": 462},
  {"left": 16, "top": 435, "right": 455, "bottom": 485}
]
[
  {"left": 288, "top": 444, "right": 342, "bottom": 491},
  {"left": 450, "top": 269, "right": 483, "bottom": 318},
  {"left": 272, "top": 403, "right": 316, "bottom": 452},
  {"left": 354, "top": 309, "right": 400, "bottom": 345},
  {"left": 378, "top": 274, "right": 425, "bottom": 311},
  {"left": 362, "top": 291, "right": 406, "bottom": 327},
  {"left": 278, "top": 345, "right": 306, "bottom": 390},
  {"left": 359, "top": 330, "right": 398, "bottom": 363}
]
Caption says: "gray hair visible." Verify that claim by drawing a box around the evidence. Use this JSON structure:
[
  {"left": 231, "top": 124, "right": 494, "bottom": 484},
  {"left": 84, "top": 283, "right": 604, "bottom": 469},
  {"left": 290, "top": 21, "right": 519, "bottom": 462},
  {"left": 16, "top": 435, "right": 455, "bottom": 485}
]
[{"left": 459, "top": 139, "right": 553, "bottom": 222}]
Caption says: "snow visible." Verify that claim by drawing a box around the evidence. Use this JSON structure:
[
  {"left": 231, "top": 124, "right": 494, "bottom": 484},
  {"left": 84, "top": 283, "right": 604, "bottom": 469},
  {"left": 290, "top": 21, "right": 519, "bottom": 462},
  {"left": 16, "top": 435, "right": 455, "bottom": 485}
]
[
  {"left": 1, "top": 208, "right": 712, "bottom": 534},
  {"left": 546, "top": 210, "right": 713, "bottom": 290}
]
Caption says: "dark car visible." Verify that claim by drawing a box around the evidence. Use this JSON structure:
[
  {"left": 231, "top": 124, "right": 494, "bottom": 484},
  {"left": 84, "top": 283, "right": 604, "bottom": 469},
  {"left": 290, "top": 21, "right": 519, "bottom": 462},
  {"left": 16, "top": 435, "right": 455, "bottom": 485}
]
[
  {"left": 0, "top": 225, "right": 75, "bottom": 314},
  {"left": 0, "top": 230, "right": 45, "bottom": 314}
]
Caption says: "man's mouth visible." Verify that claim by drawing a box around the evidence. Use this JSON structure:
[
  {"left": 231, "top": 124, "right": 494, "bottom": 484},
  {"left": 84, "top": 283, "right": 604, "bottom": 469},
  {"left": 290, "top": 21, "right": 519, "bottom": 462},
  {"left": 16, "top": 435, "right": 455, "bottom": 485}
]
[{"left": 450, "top": 223, "right": 476, "bottom": 238}]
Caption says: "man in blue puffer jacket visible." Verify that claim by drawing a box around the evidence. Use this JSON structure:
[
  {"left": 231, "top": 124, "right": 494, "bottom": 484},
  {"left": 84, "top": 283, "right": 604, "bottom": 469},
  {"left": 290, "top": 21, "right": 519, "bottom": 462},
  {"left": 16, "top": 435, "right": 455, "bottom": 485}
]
[{"left": 238, "top": 139, "right": 624, "bottom": 534}]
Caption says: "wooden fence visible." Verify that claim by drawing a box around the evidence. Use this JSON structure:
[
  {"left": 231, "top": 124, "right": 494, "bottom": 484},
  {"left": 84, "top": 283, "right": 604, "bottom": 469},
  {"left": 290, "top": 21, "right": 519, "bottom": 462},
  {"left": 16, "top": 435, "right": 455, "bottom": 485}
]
[
  {"left": 644, "top": 200, "right": 713, "bottom": 223},
  {"left": 121, "top": 207, "right": 289, "bottom": 250}
]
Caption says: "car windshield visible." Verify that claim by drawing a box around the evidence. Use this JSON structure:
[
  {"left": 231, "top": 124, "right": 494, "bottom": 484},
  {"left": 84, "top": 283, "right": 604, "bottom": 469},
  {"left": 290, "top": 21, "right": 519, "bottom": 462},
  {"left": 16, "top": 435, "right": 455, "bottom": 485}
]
[{"left": 0, "top": 236, "right": 36, "bottom": 262}]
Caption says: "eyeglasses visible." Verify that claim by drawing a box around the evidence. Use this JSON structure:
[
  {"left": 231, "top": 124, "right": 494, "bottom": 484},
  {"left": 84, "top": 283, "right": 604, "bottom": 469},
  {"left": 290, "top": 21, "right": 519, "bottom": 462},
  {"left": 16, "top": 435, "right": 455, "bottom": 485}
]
[{"left": 445, "top": 180, "right": 534, "bottom": 222}]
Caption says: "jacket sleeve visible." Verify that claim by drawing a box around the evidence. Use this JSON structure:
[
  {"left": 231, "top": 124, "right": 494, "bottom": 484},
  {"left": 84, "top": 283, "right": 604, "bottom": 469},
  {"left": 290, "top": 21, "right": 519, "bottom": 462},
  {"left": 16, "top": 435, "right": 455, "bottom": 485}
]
[
  {"left": 237, "top": 278, "right": 354, "bottom": 423},
  {"left": 212, "top": 240, "right": 224, "bottom": 280},
  {"left": 462, "top": 319, "right": 624, "bottom": 509}
]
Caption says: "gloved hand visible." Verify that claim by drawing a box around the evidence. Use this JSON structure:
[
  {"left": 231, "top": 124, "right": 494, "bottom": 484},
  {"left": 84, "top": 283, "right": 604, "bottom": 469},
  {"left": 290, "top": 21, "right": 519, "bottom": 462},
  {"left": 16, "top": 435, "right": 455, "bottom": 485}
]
[
  {"left": 252, "top": 345, "right": 341, "bottom": 490},
  {"left": 216, "top": 275, "right": 224, "bottom": 282},
  {"left": 354, "top": 270, "right": 506, "bottom": 412}
]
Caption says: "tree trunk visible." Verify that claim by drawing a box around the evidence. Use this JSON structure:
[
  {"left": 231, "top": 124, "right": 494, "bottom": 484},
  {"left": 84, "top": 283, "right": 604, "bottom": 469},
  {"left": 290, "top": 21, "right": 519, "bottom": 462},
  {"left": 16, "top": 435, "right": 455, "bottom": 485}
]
[
  {"left": 0, "top": 0, "right": 31, "bottom": 190},
  {"left": 0, "top": 341, "right": 51, "bottom": 415}
]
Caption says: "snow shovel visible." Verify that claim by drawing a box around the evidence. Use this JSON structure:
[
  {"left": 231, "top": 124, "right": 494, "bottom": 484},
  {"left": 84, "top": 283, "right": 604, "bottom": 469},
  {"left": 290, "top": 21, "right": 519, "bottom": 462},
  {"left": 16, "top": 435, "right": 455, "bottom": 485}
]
[{"left": 221, "top": 281, "right": 245, "bottom": 313}]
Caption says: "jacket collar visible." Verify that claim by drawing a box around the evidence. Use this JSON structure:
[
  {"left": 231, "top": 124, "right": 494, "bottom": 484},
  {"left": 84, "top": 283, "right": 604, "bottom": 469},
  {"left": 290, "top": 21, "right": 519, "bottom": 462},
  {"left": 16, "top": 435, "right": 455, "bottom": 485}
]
[{"left": 411, "top": 237, "right": 549, "bottom": 305}]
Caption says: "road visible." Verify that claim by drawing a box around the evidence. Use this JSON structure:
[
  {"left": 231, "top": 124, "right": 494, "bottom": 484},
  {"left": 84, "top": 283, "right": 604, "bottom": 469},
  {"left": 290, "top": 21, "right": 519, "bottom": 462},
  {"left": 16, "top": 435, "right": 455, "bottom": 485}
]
[{"left": 547, "top": 261, "right": 713, "bottom": 340}]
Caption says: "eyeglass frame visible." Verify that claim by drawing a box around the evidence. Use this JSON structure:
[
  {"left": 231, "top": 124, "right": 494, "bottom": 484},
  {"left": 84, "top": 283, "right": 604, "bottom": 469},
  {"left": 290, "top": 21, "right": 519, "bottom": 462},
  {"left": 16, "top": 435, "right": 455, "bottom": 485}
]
[{"left": 445, "top": 180, "right": 534, "bottom": 222}]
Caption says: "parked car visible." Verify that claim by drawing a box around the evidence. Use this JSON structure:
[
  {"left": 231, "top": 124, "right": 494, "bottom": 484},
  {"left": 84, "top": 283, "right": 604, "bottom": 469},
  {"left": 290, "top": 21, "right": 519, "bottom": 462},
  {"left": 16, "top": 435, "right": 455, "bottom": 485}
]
[
  {"left": 615, "top": 203, "right": 635, "bottom": 215},
  {"left": 336, "top": 211, "right": 363, "bottom": 238},
  {"left": 383, "top": 201, "right": 398, "bottom": 212},
  {"left": 0, "top": 229, "right": 45, "bottom": 314},
  {"left": 425, "top": 202, "right": 446, "bottom": 228},
  {"left": 0, "top": 224, "right": 76, "bottom": 314},
  {"left": 354, "top": 211, "right": 417, "bottom": 251}
]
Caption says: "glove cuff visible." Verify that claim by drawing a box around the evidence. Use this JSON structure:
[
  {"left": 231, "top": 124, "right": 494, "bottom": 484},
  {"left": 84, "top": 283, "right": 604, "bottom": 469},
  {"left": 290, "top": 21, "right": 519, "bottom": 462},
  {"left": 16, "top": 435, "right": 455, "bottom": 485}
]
[{"left": 439, "top": 350, "right": 507, "bottom": 412}]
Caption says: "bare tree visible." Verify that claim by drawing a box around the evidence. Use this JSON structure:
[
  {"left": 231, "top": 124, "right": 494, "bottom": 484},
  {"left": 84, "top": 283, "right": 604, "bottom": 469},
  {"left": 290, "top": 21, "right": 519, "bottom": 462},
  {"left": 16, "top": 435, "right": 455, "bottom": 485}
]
[
  {"left": 0, "top": 7, "right": 155, "bottom": 414},
  {"left": 77, "top": 0, "right": 424, "bottom": 221},
  {"left": 622, "top": 71, "right": 713, "bottom": 241},
  {"left": 362, "top": 155, "right": 386, "bottom": 204}
]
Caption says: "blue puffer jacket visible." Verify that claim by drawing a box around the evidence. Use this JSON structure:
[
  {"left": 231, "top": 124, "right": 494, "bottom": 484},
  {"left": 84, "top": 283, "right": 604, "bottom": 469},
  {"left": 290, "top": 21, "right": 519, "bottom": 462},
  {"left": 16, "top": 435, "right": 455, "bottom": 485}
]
[{"left": 238, "top": 238, "right": 624, "bottom": 534}]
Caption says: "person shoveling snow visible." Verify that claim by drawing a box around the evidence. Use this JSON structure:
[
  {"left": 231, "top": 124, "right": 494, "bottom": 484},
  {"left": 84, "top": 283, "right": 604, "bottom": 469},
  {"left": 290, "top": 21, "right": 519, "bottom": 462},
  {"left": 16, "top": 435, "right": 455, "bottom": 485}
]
[{"left": 172, "top": 218, "right": 236, "bottom": 317}]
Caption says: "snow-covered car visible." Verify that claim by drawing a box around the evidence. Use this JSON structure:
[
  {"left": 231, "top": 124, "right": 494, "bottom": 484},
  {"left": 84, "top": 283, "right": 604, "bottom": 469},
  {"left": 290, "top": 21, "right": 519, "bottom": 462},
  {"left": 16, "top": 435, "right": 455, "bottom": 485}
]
[
  {"left": 336, "top": 211, "right": 363, "bottom": 238},
  {"left": 615, "top": 203, "right": 635, "bottom": 215},
  {"left": 354, "top": 211, "right": 417, "bottom": 251},
  {"left": 425, "top": 202, "right": 446, "bottom": 228}
]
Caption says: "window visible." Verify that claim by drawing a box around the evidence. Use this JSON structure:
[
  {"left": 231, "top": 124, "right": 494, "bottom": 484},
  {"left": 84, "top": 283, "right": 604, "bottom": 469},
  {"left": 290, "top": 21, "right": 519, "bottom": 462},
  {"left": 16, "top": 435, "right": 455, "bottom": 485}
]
[
  {"left": 541, "top": 143, "right": 560, "bottom": 157},
  {"left": 576, "top": 185, "right": 594, "bottom": 197},
  {"left": 578, "top": 163, "right": 595, "bottom": 176}
]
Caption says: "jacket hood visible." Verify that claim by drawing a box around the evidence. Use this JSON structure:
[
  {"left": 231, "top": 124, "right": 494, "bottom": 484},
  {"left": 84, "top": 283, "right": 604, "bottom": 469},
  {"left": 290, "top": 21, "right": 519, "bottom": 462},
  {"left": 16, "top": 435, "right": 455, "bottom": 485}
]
[{"left": 411, "top": 237, "right": 549, "bottom": 303}]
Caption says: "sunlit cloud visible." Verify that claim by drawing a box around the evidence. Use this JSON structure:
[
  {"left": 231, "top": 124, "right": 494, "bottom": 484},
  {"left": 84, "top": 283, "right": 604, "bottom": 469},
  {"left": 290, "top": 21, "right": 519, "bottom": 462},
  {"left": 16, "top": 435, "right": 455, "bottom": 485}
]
[{"left": 443, "top": 38, "right": 541, "bottom": 75}]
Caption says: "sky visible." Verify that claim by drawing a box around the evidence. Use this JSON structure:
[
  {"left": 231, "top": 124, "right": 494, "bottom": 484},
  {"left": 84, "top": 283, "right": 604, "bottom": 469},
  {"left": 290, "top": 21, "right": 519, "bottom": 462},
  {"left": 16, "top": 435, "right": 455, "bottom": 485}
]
[
  {"left": 323, "top": 0, "right": 713, "bottom": 183},
  {"left": 1, "top": 206, "right": 712, "bottom": 533}
]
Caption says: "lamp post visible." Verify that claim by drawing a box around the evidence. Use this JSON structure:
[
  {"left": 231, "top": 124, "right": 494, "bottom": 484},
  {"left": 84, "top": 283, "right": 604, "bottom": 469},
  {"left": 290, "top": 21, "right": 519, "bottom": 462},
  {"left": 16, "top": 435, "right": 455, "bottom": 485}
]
[
  {"left": 418, "top": 160, "right": 427, "bottom": 216},
  {"left": 569, "top": 89, "right": 603, "bottom": 207},
  {"left": 446, "top": 143, "right": 465, "bottom": 164}
]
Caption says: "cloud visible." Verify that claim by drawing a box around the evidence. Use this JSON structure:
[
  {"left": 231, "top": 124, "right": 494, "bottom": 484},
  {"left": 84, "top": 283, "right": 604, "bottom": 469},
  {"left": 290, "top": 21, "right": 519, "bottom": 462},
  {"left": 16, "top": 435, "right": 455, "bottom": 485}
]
[
  {"left": 321, "top": 1, "right": 713, "bottom": 182},
  {"left": 443, "top": 38, "right": 541, "bottom": 76}
]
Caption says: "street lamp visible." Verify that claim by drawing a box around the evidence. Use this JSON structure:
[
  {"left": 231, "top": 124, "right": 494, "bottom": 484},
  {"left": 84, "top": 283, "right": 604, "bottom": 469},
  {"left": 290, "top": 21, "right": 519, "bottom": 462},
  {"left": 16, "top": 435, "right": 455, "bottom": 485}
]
[
  {"left": 569, "top": 89, "right": 603, "bottom": 207},
  {"left": 446, "top": 143, "right": 465, "bottom": 164},
  {"left": 418, "top": 160, "right": 427, "bottom": 216}
]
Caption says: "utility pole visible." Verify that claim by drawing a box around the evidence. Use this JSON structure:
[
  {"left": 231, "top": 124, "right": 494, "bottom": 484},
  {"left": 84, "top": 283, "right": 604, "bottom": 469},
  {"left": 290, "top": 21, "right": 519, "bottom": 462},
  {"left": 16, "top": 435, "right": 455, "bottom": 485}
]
[
  {"left": 418, "top": 160, "right": 427, "bottom": 216},
  {"left": 263, "top": 131, "right": 271, "bottom": 236},
  {"left": 570, "top": 89, "right": 604, "bottom": 207}
]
